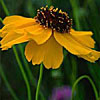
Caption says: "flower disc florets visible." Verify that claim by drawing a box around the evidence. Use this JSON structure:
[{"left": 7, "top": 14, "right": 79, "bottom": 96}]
[{"left": 35, "top": 6, "right": 72, "bottom": 33}]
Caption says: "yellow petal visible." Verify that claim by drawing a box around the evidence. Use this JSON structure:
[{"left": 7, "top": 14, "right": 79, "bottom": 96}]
[
  {"left": 71, "top": 29, "right": 93, "bottom": 35},
  {"left": 2, "top": 18, "right": 36, "bottom": 31},
  {"left": 15, "top": 19, "right": 36, "bottom": 29},
  {"left": 78, "top": 50, "right": 100, "bottom": 62},
  {"left": 3, "top": 16, "right": 24, "bottom": 24},
  {"left": 25, "top": 40, "right": 45, "bottom": 64},
  {"left": 0, "top": 28, "right": 5, "bottom": 37},
  {"left": 0, "top": 31, "right": 29, "bottom": 49},
  {"left": 25, "top": 36, "right": 63, "bottom": 69},
  {"left": 1, "top": 46, "right": 9, "bottom": 50},
  {"left": 43, "top": 36, "right": 63, "bottom": 69},
  {"left": 1, "top": 17, "right": 36, "bottom": 37},
  {"left": 28, "top": 28, "right": 52, "bottom": 45},
  {"left": 3, "top": 15, "right": 34, "bottom": 25},
  {"left": 25, "top": 24, "right": 45, "bottom": 35},
  {"left": 70, "top": 29, "right": 95, "bottom": 48},
  {"left": 0, "top": 25, "right": 14, "bottom": 37},
  {"left": 54, "top": 31, "right": 91, "bottom": 55}
]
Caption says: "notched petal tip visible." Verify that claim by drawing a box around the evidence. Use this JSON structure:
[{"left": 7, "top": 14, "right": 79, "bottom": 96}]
[
  {"left": 25, "top": 40, "right": 44, "bottom": 65},
  {"left": 78, "top": 50, "right": 100, "bottom": 63},
  {"left": 25, "top": 36, "right": 63, "bottom": 69}
]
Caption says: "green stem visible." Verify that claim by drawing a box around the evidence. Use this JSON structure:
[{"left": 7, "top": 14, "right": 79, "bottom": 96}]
[
  {"left": 18, "top": 45, "right": 37, "bottom": 87},
  {"left": 0, "top": 0, "right": 10, "bottom": 16},
  {"left": 70, "top": 56, "right": 77, "bottom": 85},
  {"left": 35, "top": 64, "right": 44, "bottom": 100},
  {"left": 13, "top": 47, "right": 32, "bottom": 100},
  {"left": 0, "top": 1, "right": 32, "bottom": 100},
  {"left": 0, "top": 65, "right": 19, "bottom": 100},
  {"left": 71, "top": 75, "right": 99, "bottom": 100},
  {"left": 18, "top": 45, "right": 45, "bottom": 100}
]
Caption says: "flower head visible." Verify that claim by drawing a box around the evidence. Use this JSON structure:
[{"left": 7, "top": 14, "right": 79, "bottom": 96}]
[
  {"left": 49, "top": 86, "right": 72, "bottom": 100},
  {"left": 35, "top": 6, "right": 72, "bottom": 33},
  {"left": 0, "top": 6, "right": 100, "bottom": 69}
]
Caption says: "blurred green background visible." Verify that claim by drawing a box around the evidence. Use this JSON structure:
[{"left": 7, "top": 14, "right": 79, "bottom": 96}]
[{"left": 0, "top": 0, "right": 100, "bottom": 100}]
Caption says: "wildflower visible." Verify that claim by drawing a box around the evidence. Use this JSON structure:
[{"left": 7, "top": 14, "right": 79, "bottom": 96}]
[
  {"left": 49, "top": 86, "right": 72, "bottom": 100},
  {"left": 0, "top": 6, "right": 100, "bottom": 69}
]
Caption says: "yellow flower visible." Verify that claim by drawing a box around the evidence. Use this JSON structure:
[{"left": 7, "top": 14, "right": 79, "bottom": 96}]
[{"left": 0, "top": 6, "right": 100, "bottom": 69}]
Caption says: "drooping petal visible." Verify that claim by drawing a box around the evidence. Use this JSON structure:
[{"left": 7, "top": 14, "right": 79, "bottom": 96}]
[
  {"left": 43, "top": 36, "right": 63, "bottom": 69},
  {"left": 0, "top": 31, "right": 29, "bottom": 50},
  {"left": 78, "top": 50, "right": 100, "bottom": 62},
  {"left": 54, "top": 31, "right": 91, "bottom": 55},
  {"left": 25, "top": 36, "right": 63, "bottom": 69},
  {"left": 70, "top": 29, "right": 95, "bottom": 48}
]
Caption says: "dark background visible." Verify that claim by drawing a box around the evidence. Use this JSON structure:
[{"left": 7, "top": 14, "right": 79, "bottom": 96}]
[{"left": 0, "top": 0, "right": 100, "bottom": 100}]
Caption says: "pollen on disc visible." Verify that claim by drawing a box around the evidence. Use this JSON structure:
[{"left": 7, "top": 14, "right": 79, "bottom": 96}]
[{"left": 35, "top": 6, "right": 72, "bottom": 33}]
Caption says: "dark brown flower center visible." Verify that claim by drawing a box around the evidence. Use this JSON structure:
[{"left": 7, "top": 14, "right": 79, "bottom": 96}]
[{"left": 35, "top": 6, "right": 72, "bottom": 33}]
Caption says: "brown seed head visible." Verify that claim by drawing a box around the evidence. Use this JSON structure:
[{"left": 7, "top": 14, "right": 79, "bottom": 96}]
[{"left": 35, "top": 6, "right": 72, "bottom": 33}]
